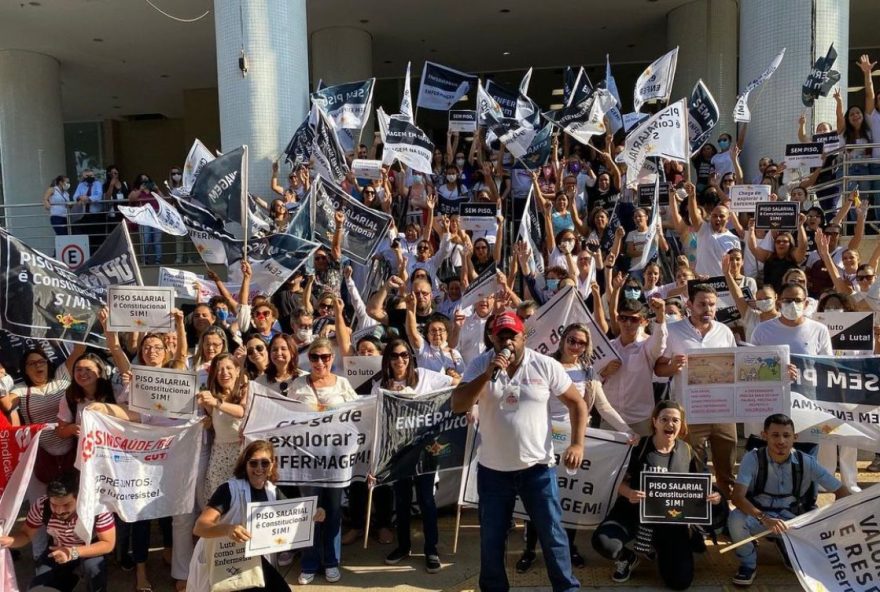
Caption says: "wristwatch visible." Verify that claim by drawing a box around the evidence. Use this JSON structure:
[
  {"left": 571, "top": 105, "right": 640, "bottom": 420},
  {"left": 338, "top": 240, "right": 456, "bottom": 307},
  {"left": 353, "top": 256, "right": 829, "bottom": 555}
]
[
  {"left": 69, "top": 546, "right": 80, "bottom": 561},
  {"left": 755, "top": 512, "right": 766, "bottom": 524}
]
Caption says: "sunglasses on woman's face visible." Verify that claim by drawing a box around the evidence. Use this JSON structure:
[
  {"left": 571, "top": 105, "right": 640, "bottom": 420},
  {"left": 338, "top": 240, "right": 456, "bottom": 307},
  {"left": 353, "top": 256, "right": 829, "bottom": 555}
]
[
  {"left": 248, "top": 459, "right": 272, "bottom": 469},
  {"left": 247, "top": 344, "right": 266, "bottom": 355},
  {"left": 389, "top": 351, "right": 410, "bottom": 361},
  {"left": 309, "top": 353, "right": 333, "bottom": 364}
]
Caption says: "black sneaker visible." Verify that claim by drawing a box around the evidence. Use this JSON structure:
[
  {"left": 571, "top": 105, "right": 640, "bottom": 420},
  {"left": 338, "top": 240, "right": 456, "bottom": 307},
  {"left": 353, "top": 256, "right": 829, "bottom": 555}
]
[
  {"left": 384, "top": 547, "right": 410, "bottom": 565},
  {"left": 867, "top": 455, "right": 880, "bottom": 473},
  {"left": 732, "top": 565, "right": 756, "bottom": 586},
  {"left": 611, "top": 550, "right": 639, "bottom": 583},
  {"left": 425, "top": 554, "right": 441, "bottom": 573},
  {"left": 515, "top": 550, "right": 536, "bottom": 573},
  {"left": 119, "top": 553, "right": 135, "bottom": 571},
  {"left": 570, "top": 547, "right": 585, "bottom": 568}
]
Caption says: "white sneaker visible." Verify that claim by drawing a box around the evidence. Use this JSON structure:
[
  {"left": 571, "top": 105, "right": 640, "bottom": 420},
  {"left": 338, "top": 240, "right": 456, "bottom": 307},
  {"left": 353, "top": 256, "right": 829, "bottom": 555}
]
[
  {"left": 297, "top": 572, "right": 315, "bottom": 585},
  {"left": 278, "top": 551, "right": 294, "bottom": 566},
  {"left": 325, "top": 567, "right": 341, "bottom": 583}
]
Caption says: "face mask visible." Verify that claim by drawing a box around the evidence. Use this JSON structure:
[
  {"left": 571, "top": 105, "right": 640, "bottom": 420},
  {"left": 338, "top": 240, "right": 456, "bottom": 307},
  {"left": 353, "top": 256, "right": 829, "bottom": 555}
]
[
  {"left": 754, "top": 299, "right": 776, "bottom": 312},
  {"left": 62, "top": 182, "right": 70, "bottom": 191},
  {"left": 295, "top": 328, "right": 313, "bottom": 343},
  {"left": 780, "top": 301, "right": 804, "bottom": 321},
  {"left": 216, "top": 309, "right": 229, "bottom": 322},
  {"left": 446, "top": 174, "right": 457, "bottom": 183},
  {"left": 545, "top": 278, "right": 560, "bottom": 292},
  {"left": 624, "top": 288, "right": 641, "bottom": 300},
  {"left": 718, "top": 139, "right": 730, "bottom": 150},
  {"left": 542, "top": 167, "right": 553, "bottom": 177},
  {"left": 823, "top": 307, "right": 843, "bottom": 313},
  {"left": 455, "top": 159, "right": 465, "bottom": 168},
  {"left": 560, "top": 240, "right": 575, "bottom": 253},
  {"left": 665, "top": 314, "right": 680, "bottom": 323},
  {"left": 172, "top": 173, "right": 182, "bottom": 181},
  {"left": 569, "top": 163, "right": 581, "bottom": 174},
  {"left": 411, "top": 174, "right": 423, "bottom": 185}
]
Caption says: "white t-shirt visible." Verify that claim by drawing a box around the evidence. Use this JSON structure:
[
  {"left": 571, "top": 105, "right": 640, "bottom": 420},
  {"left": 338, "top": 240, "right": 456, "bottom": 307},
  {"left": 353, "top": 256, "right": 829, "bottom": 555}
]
[
  {"left": 694, "top": 222, "right": 740, "bottom": 277},
  {"left": 750, "top": 317, "right": 833, "bottom": 356},
  {"left": 287, "top": 375, "right": 357, "bottom": 409},
  {"left": 417, "top": 341, "right": 465, "bottom": 375},
  {"left": 662, "top": 319, "right": 737, "bottom": 402},
  {"left": 462, "top": 348, "right": 573, "bottom": 471},
  {"left": 710, "top": 150, "right": 734, "bottom": 179},
  {"left": 370, "top": 368, "right": 453, "bottom": 396},
  {"left": 625, "top": 228, "right": 652, "bottom": 259}
]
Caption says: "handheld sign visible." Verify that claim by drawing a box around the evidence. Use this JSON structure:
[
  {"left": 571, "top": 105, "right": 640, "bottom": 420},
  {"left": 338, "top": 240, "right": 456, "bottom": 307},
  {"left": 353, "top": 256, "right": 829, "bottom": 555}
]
[
  {"left": 107, "top": 286, "right": 175, "bottom": 332},
  {"left": 351, "top": 159, "right": 383, "bottom": 181},
  {"left": 245, "top": 496, "right": 318, "bottom": 557},
  {"left": 129, "top": 364, "right": 198, "bottom": 419},
  {"left": 812, "top": 131, "right": 840, "bottom": 153},
  {"left": 459, "top": 202, "right": 497, "bottom": 233},
  {"left": 158, "top": 267, "right": 205, "bottom": 301},
  {"left": 448, "top": 110, "right": 477, "bottom": 133},
  {"left": 811, "top": 311, "right": 874, "bottom": 351},
  {"left": 640, "top": 472, "right": 712, "bottom": 525},
  {"left": 637, "top": 183, "right": 670, "bottom": 208},
  {"left": 729, "top": 185, "right": 770, "bottom": 213},
  {"left": 342, "top": 355, "right": 382, "bottom": 390},
  {"left": 785, "top": 143, "right": 823, "bottom": 169},
  {"left": 755, "top": 201, "right": 799, "bottom": 231}
]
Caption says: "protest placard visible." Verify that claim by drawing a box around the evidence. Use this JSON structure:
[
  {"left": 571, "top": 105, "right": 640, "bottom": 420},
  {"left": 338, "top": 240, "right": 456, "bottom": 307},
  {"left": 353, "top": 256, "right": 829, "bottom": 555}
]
[
  {"left": 245, "top": 497, "right": 318, "bottom": 557},
  {"left": 129, "top": 364, "right": 198, "bottom": 419},
  {"left": 729, "top": 185, "right": 771, "bottom": 213},
  {"left": 755, "top": 201, "right": 799, "bottom": 231},
  {"left": 638, "top": 183, "right": 670, "bottom": 208},
  {"left": 351, "top": 159, "right": 383, "bottom": 180},
  {"left": 640, "top": 472, "right": 712, "bottom": 525},
  {"left": 812, "top": 131, "right": 840, "bottom": 153},
  {"left": 811, "top": 311, "right": 874, "bottom": 351},
  {"left": 342, "top": 356, "right": 382, "bottom": 390},
  {"left": 448, "top": 110, "right": 477, "bottom": 133},
  {"left": 785, "top": 143, "right": 824, "bottom": 169},
  {"left": 107, "top": 286, "right": 175, "bottom": 332},
  {"left": 682, "top": 345, "right": 790, "bottom": 424},
  {"left": 458, "top": 202, "right": 497, "bottom": 233},
  {"left": 687, "top": 276, "right": 751, "bottom": 325}
]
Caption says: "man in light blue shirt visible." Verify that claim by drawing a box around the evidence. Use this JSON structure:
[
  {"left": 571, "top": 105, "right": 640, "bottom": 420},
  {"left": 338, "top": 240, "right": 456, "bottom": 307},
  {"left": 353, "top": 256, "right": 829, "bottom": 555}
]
[
  {"left": 72, "top": 169, "right": 105, "bottom": 250},
  {"left": 728, "top": 413, "right": 849, "bottom": 586}
]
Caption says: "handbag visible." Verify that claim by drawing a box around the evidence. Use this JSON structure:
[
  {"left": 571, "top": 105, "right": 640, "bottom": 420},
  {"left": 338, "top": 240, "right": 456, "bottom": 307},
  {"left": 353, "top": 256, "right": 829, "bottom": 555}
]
[{"left": 206, "top": 480, "right": 265, "bottom": 592}]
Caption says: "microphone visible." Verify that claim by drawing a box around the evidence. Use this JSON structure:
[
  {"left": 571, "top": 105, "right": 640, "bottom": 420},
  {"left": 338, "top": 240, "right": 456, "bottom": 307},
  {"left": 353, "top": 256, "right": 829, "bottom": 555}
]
[{"left": 491, "top": 348, "right": 512, "bottom": 382}]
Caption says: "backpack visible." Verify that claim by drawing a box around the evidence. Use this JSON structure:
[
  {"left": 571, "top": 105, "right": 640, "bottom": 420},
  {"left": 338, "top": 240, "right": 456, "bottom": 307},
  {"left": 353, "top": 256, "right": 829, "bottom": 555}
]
[{"left": 747, "top": 447, "right": 817, "bottom": 515}]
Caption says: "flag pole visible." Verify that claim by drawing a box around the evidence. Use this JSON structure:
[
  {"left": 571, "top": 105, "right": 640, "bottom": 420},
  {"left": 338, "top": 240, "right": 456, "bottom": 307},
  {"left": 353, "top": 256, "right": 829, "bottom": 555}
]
[
  {"left": 719, "top": 528, "right": 774, "bottom": 554},
  {"left": 363, "top": 483, "right": 374, "bottom": 550},
  {"left": 682, "top": 101, "right": 692, "bottom": 184},
  {"left": 241, "top": 145, "right": 249, "bottom": 259},
  {"left": 452, "top": 503, "right": 462, "bottom": 554}
]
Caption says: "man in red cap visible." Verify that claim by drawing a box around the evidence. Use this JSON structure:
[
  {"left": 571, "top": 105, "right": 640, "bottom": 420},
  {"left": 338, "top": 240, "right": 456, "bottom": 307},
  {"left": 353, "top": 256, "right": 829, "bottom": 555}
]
[{"left": 453, "top": 311, "right": 587, "bottom": 592}]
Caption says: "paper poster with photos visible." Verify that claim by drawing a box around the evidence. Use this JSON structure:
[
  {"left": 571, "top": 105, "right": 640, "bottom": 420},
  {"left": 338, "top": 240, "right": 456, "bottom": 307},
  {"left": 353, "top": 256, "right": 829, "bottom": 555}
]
[{"left": 682, "top": 345, "right": 790, "bottom": 424}]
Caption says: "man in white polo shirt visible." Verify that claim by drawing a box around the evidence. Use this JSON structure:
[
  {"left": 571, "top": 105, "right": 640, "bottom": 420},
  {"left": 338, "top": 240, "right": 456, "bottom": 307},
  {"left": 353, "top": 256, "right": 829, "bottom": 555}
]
[
  {"left": 655, "top": 283, "right": 738, "bottom": 496},
  {"left": 686, "top": 182, "right": 740, "bottom": 277},
  {"left": 453, "top": 311, "right": 587, "bottom": 592}
]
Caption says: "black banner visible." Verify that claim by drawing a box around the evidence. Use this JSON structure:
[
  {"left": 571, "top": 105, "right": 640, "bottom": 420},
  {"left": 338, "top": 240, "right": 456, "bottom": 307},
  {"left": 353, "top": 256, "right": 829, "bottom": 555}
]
[
  {"left": 791, "top": 355, "right": 880, "bottom": 406},
  {"left": 802, "top": 44, "right": 841, "bottom": 107},
  {"left": 0, "top": 228, "right": 105, "bottom": 347},
  {"left": 76, "top": 224, "right": 142, "bottom": 300},
  {"left": 310, "top": 177, "right": 393, "bottom": 265},
  {"left": 173, "top": 195, "right": 241, "bottom": 266},
  {"left": 311, "top": 105, "right": 350, "bottom": 185},
  {"left": 688, "top": 80, "right": 719, "bottom": 155},
  {"left": 640, "top": 472, "right": 711, "bottom": 525},
  {"left": 485, "top": 80, "right": 517, "bottom": 118},
  {"left": 284, "top": 116, "right": 314, "bottom": 168},
  {"left": 0, "top": 329, "right": 68, "bottom": 382},
  {"left": 459, "top": 203, "right": 496, "bottom": 218},
  {"left": 563, "top": 66, "right": 592, "bottom": 107},
  {"left": 638, "top": 183, "right": 670, "bottom": 208},
  {"left": 755, "top": 202, "right": 799, "bottom": 231},
  {"left": 383, "top": 116, "right": 434, "bottom": 174},
  {"left": 189, "top": 146, "right": 245, "bottom": 235},
  {"left": 372, "top": 389, "right": 469, "bottom": 484}
]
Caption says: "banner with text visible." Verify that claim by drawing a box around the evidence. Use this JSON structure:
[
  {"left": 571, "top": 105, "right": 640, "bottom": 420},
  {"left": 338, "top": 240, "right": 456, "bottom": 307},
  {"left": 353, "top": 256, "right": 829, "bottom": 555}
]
[
  {"left": 129, "top": 364, "right": 198, "bottom": 419},
  {"left": 734, "top": 48, "right": 786, "bottom": 123},
  {"left": 811, "top": 311, "right": 874, "bottom": 352},
  {"left": 75, "top": 223, "right": 143, "bottom": 301},
  {"left": 688, "top": 80, "right": 719, "bottom": 155},
  {"left": 623, "top": 99, "right": 688, "bottom": 185},
  {"left": 417, "top": 61, "right": 477, "bottom": 111},
  {"left": 310, "top": 78, "right": 375, "bottom": 130},
  {"left": 634, "top": 47, "right": 678, "bottom": 112}
]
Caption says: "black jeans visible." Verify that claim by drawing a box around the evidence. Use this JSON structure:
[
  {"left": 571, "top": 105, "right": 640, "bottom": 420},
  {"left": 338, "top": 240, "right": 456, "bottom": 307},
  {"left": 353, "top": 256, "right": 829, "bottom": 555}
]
[
  {"left": 348, "top": 481, "right": 393, "bottom": 530},
  {"left": 31, "top": 550, "right": 107, "bottom": 592},
  {"left": 394, "top": 474, "right": 439, "bottom": 555}
]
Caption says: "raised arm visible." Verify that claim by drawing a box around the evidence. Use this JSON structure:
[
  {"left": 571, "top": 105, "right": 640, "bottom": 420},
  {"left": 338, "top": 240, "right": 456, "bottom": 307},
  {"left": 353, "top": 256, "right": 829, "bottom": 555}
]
[
  {"left": 834, "top": 88, "right": 845, "bottom": 134},
  {"left": 859, "top": 54, "right": 877, "bottom": 115},
  {"left": 686, "top": 181, "right": 705, "bottom": 228},
  {"left": 746, "top": 219, "right": 770, "bottom": 263},
  {"left": 404, "top": 293, "right": 423, "bottom": 351},
  {"left": 334, "top": 295, "right": 352, "bottom": 356},
  {"left": 270, "top": 161, "right": 286, "bottom": 197},
  {"left": 98, "top": 308, "right": 132, "bottom": 374},
  {"left": 816, "top": 229, "right": 853, "bottom": 294},
  {"left": 847, "top": 198, "right": 868, "bottom": 252},
  {"left": 797, "top": 112, "right": 809, "bottom": 143},
  {"left": 722, "top": 254, "right": 750, "bottom": 318},
  {"left": 331, "top": 210, "right": 344, "bottom": 262},
  {"left": 793, "top": 214, "right": 808, "bottom": 263},
  {"left": 424, "top": 191, "right": 436, "bottom": 241}
]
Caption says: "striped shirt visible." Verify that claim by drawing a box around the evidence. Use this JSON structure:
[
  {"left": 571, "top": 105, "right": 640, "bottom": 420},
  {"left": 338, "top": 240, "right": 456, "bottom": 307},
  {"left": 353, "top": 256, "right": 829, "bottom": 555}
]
[
  {"left": 26, "top": 496, "right": 113, "bottom": 546},
  {"left": 12, "top": 367, "right": 73, "bottom": 456}
]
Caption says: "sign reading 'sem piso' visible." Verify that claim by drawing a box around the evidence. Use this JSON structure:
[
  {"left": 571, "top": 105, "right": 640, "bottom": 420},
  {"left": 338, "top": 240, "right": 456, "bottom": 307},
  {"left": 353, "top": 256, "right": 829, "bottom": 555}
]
[
  {"left": 640, "top": 472, "right": 712, "bottom": 525},
  {"left": 107, "top": 286, "right": 175, "bottom": 332}
]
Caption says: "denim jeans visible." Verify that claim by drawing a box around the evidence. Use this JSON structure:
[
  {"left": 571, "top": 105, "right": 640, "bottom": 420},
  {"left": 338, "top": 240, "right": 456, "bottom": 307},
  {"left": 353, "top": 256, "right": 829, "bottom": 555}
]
[
  {"left": 477, "top": 463, "right": 578, "bottom": 592},
  {"left": 50, "top": 215, "right": 69, "bottom": 236},
  {"left": 300, "top": 486, "right": 343, "bottom": 573},
  {"left": 32, "top": 551, "right": 107, "bottom": 592},
  {"left": 394, "top": 473, "right": 438, "bottom": 555},
  {"left": 728, "top": 508, "right": 794, "bottom": 569},
  {"left": 140, "top": 224, "right": 162, "bottom": 264}
]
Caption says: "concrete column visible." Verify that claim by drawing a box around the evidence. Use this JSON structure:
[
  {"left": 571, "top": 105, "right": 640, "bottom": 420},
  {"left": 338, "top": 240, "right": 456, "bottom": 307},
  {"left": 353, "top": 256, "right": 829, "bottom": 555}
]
[
  {"left": 0, "top": 50, "right": 65, "bottom": 251},
  {"left": 667, "top": 0, "right": 739, "bottom": 147},
  {"left": 739, "top": 0, "right": 849, "bottom": 182},
  {"left": 213, "top": 0, "right": 309, "bottom": 197},
  {"left": 310, "top": 27, "right": 374, "bottom": 149}
]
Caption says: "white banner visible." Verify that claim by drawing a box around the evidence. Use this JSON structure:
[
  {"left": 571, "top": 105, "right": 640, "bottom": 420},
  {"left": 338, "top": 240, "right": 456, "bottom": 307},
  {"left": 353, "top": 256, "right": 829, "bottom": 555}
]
[
  {"left": 682, "top": 346, "right": 790, "bottom": 424},
  {"left": 158, "top": 266, "right": 211, "bottom": 301},
  {"left": 245, "top": 496, "right": 318, "bottom": 557},
  {"left": 182, "top": 138, "right": 215, "bottom": 194},
  {"left": 634, "top": 47, "right": 679, "bottom": 112},
  {"left": 399, "top": 61, "right": 414, "bottom": 124},
  {"left": 243, "top": 392, "right": 375, "bottom": 487},
  {"left": 74, "top": 410, "right": 203, "bottom": 542},
  {"left": 129, "top": 364, "right": 199, "bottom": 419},
  {"left": 524, "top": 286, "right": 621, "bottom": 367},
  {"left": 780, "top": 487, "right": 880, "bottom": 591},
  {"left": 342, "top": 355, "right": 382, "bottom": 390},
  {"left": 351, "top": 159, "right": 383, "bottom": 180},
  {"left": 729, "top": 185, "right": 771, "bottom": 213},
  {"left": 623, "top": 99, "right": 688, "bottom": 187},
  {"left": 107, "top": 286, "right": 175, "bottom": 332},
  {"left": 118, "top": 193, "right": 188, "bottom": 236},
  {"left": 734, "top": 48, "right": 786, "bottom": 123},
  {"left": 459, "top": 426, "right": 632, "bottom": 528}
]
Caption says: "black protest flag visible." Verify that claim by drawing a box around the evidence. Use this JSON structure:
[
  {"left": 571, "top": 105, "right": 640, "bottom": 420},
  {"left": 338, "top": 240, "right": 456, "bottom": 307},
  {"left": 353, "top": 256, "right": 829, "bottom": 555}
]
[
  {"left": 802, "top": 44, "right": 841, "bottom": 107},
  {"left": 77, "top": 223, "right": 143, "bottom": 300},
  {"left": 189, "top": 146, "right": 246, "bottom": 238}
]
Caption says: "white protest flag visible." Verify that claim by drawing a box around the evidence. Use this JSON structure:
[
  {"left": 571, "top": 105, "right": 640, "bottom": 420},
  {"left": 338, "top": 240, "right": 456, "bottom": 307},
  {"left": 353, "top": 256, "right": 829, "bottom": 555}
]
[
  {"left": 118, "top": 192, "right": 188, "bottom": 236},
  {"left": 416, "top": 61, "right": 476, "bottom": 111},
  {"left": 0, "top": 425, "right": 50, "bottom": 592},
  {"left": 525, "top": 286, "right": 621, "bottom": 367},
  {"left": 74, "top": 410, "right": 203, "bottom": 542},
  {"left": 182, "top": 138, "right": 215, "bottom": 194},
  {"left": 605, "top": 55, "right": 624, "bottom": 134},
  {"left": 623, "top": 99, "right": 688, "bottom": 186},
  {"left": 543, "top": 88, "right": 618, "bottom": 146},
  {"left": 400, "top": 61, "right": 414, "bottom": 124},
  {"left": 516, "top": 188, "right": 544, "bottom": 275},
  {"left": 629, "top": 178, "right": 660, "bottom": 272},
  {"left": 476, "top": 80, "right": 505, "bottom": 126},
  {"left": 734, "top": 47, "right": 786, "bottom": 123},
  {"left": 634, "top": 47, "right": 679, "bottom": 113},
  {"left": 514, "top": 68, "right": 540, "bottom": 127},
  {"left": 376, "top": 106, "right": 391, "bottom": 143},
  {"left": 779, "top": 486, "right": 880, "bottom": 591}
]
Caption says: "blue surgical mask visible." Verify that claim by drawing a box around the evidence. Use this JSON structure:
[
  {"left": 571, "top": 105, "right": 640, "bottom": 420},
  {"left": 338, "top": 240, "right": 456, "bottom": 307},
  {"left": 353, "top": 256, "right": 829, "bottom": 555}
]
[
  {"left": 718, "top": 139, "right": 730, "bottom": 150},
  {"left": 216, "top": 309, "right": 229, "bottom": 322},
  {"left": 546, "top": 278, "right": 560, "bottom": 291},
  {"left": 624, "top": 288, "right": 641, "bottom": 300}
]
